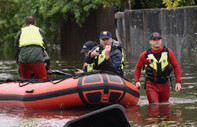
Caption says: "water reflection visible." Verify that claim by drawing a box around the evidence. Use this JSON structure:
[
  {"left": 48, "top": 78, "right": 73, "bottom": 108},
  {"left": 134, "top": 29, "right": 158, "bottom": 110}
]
[
  {"left": 145, "top": 104, "right": 181, "bottom": 126},
  {"left": 0, "top": 60, "right": 196, "bottom": 126},
  {"left": 126, "top": 106, "right": 142, "bottom": 125},
  {"left": 125, "top": 103, "right": 185, "bottom": 126},
  {"left": 0, "top": 106, "right": 91, "bottom": 127}
]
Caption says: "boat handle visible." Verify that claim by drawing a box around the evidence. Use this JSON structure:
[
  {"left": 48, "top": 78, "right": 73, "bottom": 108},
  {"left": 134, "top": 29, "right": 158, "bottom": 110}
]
[
  {"left": 25, "top": 89, "right": 34, "bottom": 93},
  {"left": 51, "top": 78, "right": 65, "bottom": 84},
  {"left": 18, "top": 82, "right": 30, "bottom": 87}
]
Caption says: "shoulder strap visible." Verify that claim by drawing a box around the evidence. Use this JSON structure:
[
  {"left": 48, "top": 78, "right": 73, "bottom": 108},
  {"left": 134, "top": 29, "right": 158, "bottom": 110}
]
[
  {"left": 111, "top": 40, "right": 125, "bottom": 69},
  {"left": 163, "top": 46, "right": 168, "bottom": 52},
  {"left": 163, "top": 46, "right": 169, "bottom": 59},
  {"left": 145, "top": 48, "right": 152, "bottom": 59},
  {"left": 111, "top": 40, "right": 122, "bottom": 51}
]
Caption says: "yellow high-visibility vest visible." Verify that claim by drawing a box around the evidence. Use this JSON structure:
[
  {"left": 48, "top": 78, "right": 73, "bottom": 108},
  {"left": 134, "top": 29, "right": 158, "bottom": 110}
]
[
  {"left": 19, "top": 25, "right": 44, "bottom": 48},
  {"left": 83, "top": 63, "right": 94, "bottom": 72},
  {"left": 147, "top": 52, "right": 168, "bottom": 71}
]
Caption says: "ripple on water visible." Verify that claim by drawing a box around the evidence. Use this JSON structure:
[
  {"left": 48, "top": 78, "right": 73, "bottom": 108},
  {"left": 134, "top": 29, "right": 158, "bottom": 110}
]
[
  {"left": 0, "top": 73, "right": 14, "bottom": 79},
  {"left": 0, "top": 66, "right": 12, "bottom": 70},
  {"left": 181, "top": 76, "right": 196, "bottom": 80},
  {"left": 137, "top": 95, "right": 197, "bottom": 106},
  {"left": 0, "top": 115, "right": 19, "bottom": 127},
  {"left": 170, "top": 97, "right": 197, "bottom": 104},
  {"left": 137, "top": 96, "right": 149, "bottom": 106},
  {"left": 15, "top": 118, "right": 70, "bottom": 127}
]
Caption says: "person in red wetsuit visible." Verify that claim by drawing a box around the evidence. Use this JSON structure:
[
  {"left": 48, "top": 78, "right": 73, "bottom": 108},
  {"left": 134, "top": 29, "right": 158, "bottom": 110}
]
[{"left": 134, "top": 32, "right": 182, "bottom": 104}]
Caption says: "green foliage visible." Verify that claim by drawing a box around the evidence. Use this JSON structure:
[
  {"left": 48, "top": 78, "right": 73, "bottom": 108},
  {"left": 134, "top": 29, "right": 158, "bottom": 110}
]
[
  {"left": 102, "top": 0, "right": 129, "bottom": 11},
  {"left": 0, "top": 0, "right": 103, "bottom": 58},
  {"left": 0, "top": 0, "right": 131, "bottom": 59},
  {"left": 132, "top": 0, "right": 164, "bottom": 9},
  {"left": 162, "top": 0, "right": 195, "bottom": 10},
  {"left": 0, "top": 0, "right": 195, "bottom": 59},
  {"left": 39, "top": 0, "right": 103, "bottom": 27},
  {"left": 0, "top": 0, "right": 20, "bottom": 58},
  {"left": 141, "top": 0, "right": 163, "bottom": 8}
]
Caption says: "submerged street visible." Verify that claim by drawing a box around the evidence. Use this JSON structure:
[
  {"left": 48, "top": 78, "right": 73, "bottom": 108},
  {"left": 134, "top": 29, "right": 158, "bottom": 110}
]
[{"left": 0, "top": 60, "right": 196, "bottom": 126}]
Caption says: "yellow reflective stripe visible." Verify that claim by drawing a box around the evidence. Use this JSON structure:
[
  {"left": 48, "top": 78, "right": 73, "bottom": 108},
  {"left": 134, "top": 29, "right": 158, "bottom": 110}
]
[
  {"left": 19, "top": 25, "right": 44, "bottom": 48},
  {"left": 97, "top": 48, "right": 124, "bottom": 70},
  {"left": 84, "top": 63, "right": 93, "bottom": 72},
  {"left": 147, "top": 54, "right": 158, "bottom": 70},
  {"left": 159, "top": 52, "right": 168, "bottom": 71},
  {"left": 121, "top": 50, "right": 124, "bottom": 69},
  {"left": 147, "top": 52, "right": 168, "bottom": 71},
  {"left": 98, "top": 49, "right": 106, "bottom": 65}
]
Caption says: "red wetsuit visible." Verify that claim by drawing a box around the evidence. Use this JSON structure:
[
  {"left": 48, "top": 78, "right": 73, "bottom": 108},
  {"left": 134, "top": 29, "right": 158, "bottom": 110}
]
[
  {"left": 134, "top": 47, "right": 181, "bottom": 103},
  {"left": 19, "top": 62, "right": 47, "bottom": 79}
]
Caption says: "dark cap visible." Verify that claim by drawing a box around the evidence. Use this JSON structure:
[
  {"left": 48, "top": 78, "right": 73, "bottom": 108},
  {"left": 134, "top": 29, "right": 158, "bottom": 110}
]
[
  {"left": 150, "top": 32, "right": 162, "bottom": 40},
  {"left": 99, "top": 31, "right": 112, "bottom": 39},
  {"left": 80, "top": 41, "right": 96, "bottom": 53}
]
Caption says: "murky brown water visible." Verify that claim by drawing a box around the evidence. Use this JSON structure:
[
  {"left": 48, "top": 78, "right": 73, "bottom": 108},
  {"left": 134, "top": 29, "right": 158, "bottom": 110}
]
[{"left": 0, "top": 60, "right": 197, "bottom": 127}]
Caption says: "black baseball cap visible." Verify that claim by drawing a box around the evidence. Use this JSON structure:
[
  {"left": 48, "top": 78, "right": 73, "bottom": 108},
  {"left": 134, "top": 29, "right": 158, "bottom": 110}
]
[
  {"left": 150, "top": 32, "right": 162, "bottom": 40},
  {"left": 80, "top": 41, "right": 96, "bottom": 53},
  {"left": 99, "top": 31, "right": 112, "bottom": 39}
]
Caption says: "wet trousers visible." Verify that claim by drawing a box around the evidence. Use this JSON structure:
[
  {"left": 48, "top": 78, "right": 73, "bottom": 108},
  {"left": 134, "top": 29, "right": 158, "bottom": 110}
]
[
  {"left": 146, "top": 80, "right": 170, "bottom": 104},
  {"left": 19, "top": 62, "right": 47, "bottom": 79}
]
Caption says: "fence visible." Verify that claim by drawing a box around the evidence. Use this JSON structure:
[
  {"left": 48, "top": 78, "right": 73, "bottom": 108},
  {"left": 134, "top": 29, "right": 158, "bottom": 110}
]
[{"left": 116, "top": 6, "right": 197, "bottom": 65}]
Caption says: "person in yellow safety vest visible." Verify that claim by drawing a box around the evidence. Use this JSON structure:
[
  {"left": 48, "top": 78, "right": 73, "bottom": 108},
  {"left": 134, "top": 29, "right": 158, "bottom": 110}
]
[
  {"left": 74, "top": 41, "right": 96, "bottom": 74},
  {"left": 85, "top": 31, "right": 124, "bottom": 77},
  {"left": 14, "top": 16, "right": 47, "bottom": 79}
]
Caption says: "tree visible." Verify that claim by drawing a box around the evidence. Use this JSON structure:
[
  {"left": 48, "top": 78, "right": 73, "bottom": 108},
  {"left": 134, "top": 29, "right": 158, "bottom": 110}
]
[
  {"left": 162, "top": 0, "right": 195, "bottom": 10},
  {"left": 0, "top": 0, "right": 195, "bottom": 59},
  {"left": 0, "top": 0, "right": 127, "bottom": 59},
  {"left": 0, "top": 0, "right": 42, "bottom": 58}
]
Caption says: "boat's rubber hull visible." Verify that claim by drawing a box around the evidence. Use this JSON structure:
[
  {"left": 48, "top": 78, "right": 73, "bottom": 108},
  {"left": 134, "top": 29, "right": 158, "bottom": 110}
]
[{"left": 0, "top": 73, "right": 139, "bottom": 109}]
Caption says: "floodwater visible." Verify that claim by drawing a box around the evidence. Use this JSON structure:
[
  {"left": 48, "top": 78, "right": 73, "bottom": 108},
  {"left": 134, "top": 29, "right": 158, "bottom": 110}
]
[{"left": 0, "top": 60, "right": 197, "bottom": 127}]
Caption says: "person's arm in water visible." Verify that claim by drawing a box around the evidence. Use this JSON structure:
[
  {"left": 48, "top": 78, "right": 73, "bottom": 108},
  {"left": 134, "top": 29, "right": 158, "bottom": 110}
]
[
  {"left": 168, "top": 49, "right": 182, "bottom": 92},
  {"left": 134, "top": 51, "right": 147, "bottom": 88}
]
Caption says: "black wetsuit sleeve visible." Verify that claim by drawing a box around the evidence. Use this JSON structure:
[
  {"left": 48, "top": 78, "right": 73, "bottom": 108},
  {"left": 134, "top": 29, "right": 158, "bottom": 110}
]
[
  {"left": 39, "top": 28, "right": 46, "bottom": 47},
  {"left": 14, "top": 31, "right": 21, "bottom": 49}
]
